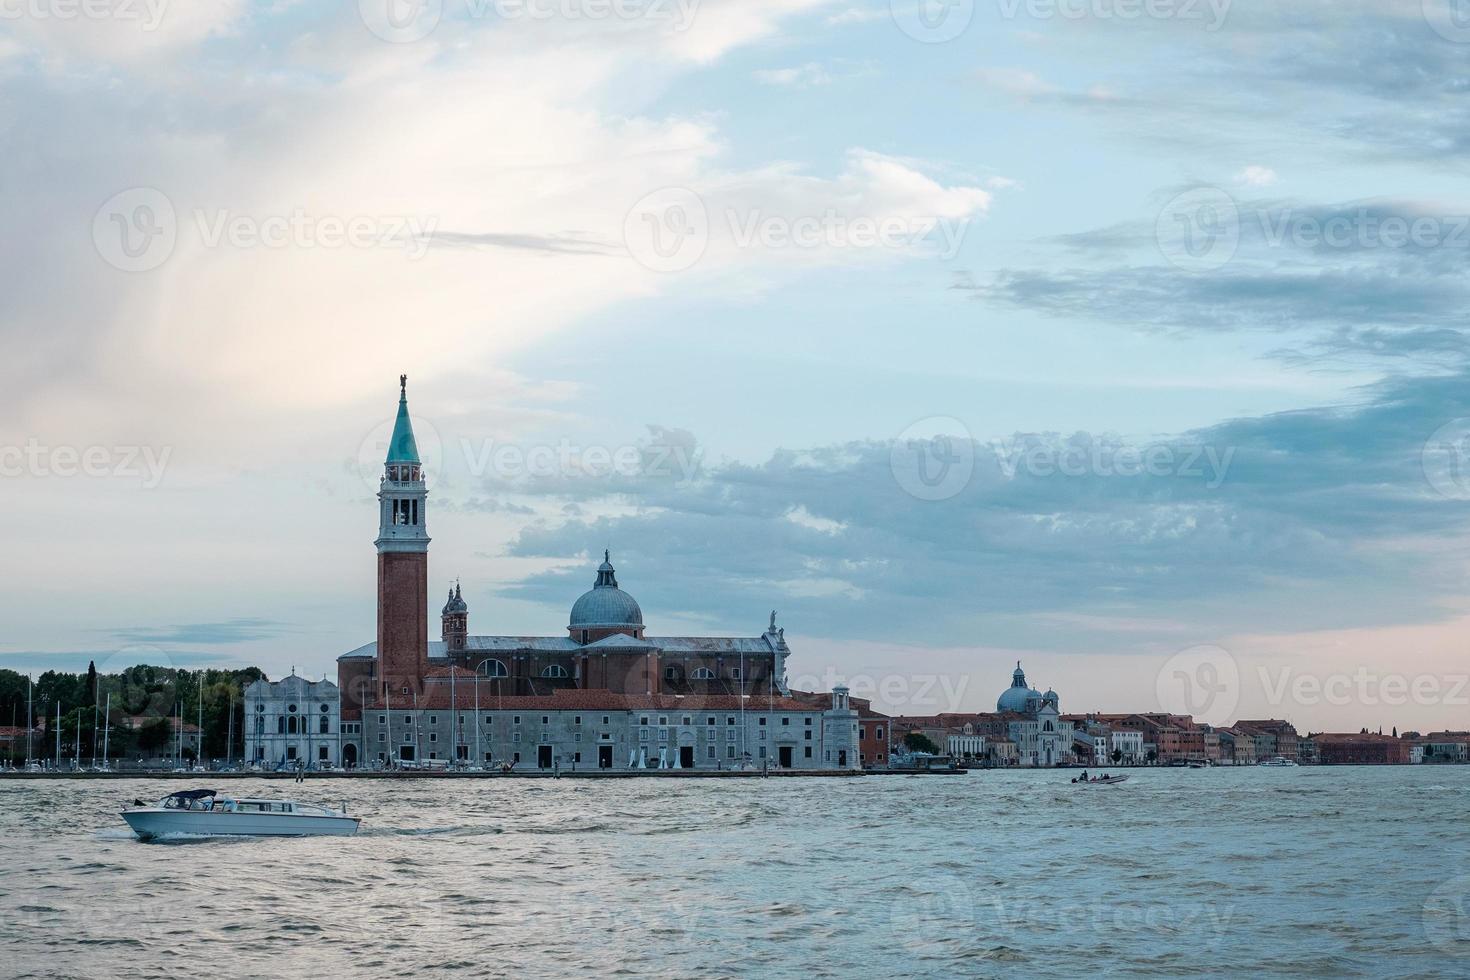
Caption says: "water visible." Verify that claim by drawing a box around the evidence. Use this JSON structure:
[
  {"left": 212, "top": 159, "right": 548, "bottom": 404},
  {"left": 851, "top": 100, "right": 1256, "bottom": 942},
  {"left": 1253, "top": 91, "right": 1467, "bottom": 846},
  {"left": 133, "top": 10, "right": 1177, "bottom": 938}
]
[{"left": 2, "top": 767, "right": 1467, "bottom": 978}]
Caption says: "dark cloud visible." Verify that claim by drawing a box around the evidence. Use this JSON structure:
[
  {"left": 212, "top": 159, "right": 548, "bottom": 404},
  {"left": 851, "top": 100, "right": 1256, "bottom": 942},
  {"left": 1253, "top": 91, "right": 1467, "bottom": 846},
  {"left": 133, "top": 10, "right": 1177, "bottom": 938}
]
[
  {"left": 106, "top": 619, "right": 290, "bottom": 645},
  {"left": 490, "top": 371, "right": 1470, "bottom": 651}
]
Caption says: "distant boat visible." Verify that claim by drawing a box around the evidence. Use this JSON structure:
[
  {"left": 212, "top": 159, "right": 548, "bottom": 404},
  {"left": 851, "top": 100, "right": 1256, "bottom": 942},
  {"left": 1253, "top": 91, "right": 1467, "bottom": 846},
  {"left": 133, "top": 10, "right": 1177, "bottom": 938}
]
[
  {"left": 1258, "top": 757, "right": 1299, "bottom": 767},
  {"left": 121, "top": 789, "right": 360, "bottom": 840},
  {"left": 1071, "top": 774, "right": 1128, "bottom": 785}
]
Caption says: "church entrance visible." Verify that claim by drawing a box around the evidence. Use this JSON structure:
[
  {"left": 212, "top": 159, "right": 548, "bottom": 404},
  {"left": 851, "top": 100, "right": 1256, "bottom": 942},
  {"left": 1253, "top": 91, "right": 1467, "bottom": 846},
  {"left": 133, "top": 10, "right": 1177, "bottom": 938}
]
[
  {"left": 778, "top": 746, "right": 793, "bottom": 768},
  {"left": 538, "top": 745, "right": 553, "bottom": 769},
  {"left": 679, "top": 746, "right": 695, "bottom": 769},
  {"left": 838, "top": 750, "right": 847, "bottom": 768},
  {"left": 599, "top": 745, "right": 614, "bottom": 769}
]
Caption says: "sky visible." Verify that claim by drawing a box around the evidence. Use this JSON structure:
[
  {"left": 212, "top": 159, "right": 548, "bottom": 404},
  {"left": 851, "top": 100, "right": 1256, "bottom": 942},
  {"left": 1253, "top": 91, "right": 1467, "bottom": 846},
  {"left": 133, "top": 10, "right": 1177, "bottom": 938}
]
[{"left": 4, "top": 0, "right": 1470, "bottom": 733}]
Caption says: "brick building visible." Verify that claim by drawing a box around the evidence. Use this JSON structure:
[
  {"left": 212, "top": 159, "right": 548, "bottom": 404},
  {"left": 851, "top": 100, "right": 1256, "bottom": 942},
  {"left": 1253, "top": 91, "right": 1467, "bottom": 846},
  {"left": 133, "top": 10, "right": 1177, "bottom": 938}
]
[{"left": 335, "top": 378, "right": 859, "bottom": 772}]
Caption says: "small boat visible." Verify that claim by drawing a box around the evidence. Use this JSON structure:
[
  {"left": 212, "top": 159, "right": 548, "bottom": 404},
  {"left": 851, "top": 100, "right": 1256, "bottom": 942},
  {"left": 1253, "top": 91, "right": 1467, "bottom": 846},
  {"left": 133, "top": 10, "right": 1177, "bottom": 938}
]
[
  {"left": 121, "top": 789, "right": 360, "bottom": 840},
  {"left": 1071, "top": 774, "right": 1129, "bottom": 785},
  {"left": 1257, "top": 757, "right": 1299, "bottom": 767}
]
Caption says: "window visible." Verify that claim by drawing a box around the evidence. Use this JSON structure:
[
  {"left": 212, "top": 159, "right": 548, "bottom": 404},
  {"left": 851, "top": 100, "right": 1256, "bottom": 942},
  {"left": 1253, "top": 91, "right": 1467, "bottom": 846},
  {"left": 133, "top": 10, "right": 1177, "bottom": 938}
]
[
  {"left": 692, "top": 667, "right": 715, "bottom": 680},
  {"left": 379, "top": 715, "right": 386, "bottom": 724},
  {"left": 428, "top": 715, "right": 437, "bottom": 725},
  {"left": 726, "top": 730, "right": 736, "bottom": 742},
  {"left": 320, "top": 718, "right": 329, "bottom": 734},
  {"left": 640, "top": 716, "right": 649, "bottom": 726},
  {"left": 805, "top": 731, "right": 812, "bottom": 741},
  {"left": 726, "top": 716, "right": 735, "bottom": 726},
  {"left": 730, "top": 668, "right": 741, "bottom": 680},
  {"left": 639, "top": 729, "right": 649, "bottom": 742},
  {"left": 513, "top": 716, "right": 521, "bottom": 725},
  {"left": 727, "top": 745, "right": 736, "bottom": 759},
  {"left": 378, "top": 733, "right": 386, "bottom": 743},
  {"left": 782, "top": 717, "right": 790, "bottom": 726},
  {"left": 574, "top": 733, "right": 582, "bottom": 742},
  {"left": 319, "top": 746, "right": 329, "bottom": 760},
  {"left": 682, "top": 716, "right": 691, "bottom": 726},
  {"left": 574, "top": 716, "right": 582, "bottom": 726},
  {"left": 758, "top": 747, "right": 766, "bottom": 759},
  {"left": 658, "top": 716, "right": 667, "bottom": 726},
  {"left": 805, "top": 718, "right": 812, "bottom": 726},
  {"left": 429, "top": 733, "right": 437, "bottom": 743},
  {"left": 658, "top": 729, "right": 669, "bottom": 742},
  {"left": 707, "top": 745, "right": 716, "bottom": 759},
  {"left": 513, "top": 733, "right": 521, "bottom": 743},
  {"left": 288, "top": 704, "right": 297, "bottom": 713},
  {"left": 805, "top": 747, "right": 812, "bottom": 758},
  {"left": 541, "top": 665, "right": 569, "bottom": 679},
  {"left": 278, "top": 717, "right": 285, "bottom": 734},
  {"left": 602, "top": 716, "right": 610, "bottom": 725},
  {"left": 759, "top": 717, "right": 767, "bottom": 727},
  {"left": 320, "top": 704, "right": 330, "bottom": 713},
  {"left": 480, "top": 660, "right": 508, "bottom": 678}
]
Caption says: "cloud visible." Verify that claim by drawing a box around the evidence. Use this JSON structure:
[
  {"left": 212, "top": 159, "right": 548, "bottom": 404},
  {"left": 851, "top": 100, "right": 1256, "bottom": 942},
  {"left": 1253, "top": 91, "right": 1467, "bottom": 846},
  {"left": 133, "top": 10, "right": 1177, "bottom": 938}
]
[
  {"left": 490, "top": 368, "right": 1470, "bottom": 652},
  {"left": 1235, "top": 165, "right": 1278, "bottom": 187},
  {"left": 108, "top": 619, "right": 292, "bottom": 645}
]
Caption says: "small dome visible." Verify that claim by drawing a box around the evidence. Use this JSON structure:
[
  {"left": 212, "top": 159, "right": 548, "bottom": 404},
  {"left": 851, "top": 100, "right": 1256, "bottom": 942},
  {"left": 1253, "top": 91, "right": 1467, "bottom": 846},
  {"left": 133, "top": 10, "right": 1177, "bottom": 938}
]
[{"left": 570, "top": 552, "right": 643, "bottom": 630}]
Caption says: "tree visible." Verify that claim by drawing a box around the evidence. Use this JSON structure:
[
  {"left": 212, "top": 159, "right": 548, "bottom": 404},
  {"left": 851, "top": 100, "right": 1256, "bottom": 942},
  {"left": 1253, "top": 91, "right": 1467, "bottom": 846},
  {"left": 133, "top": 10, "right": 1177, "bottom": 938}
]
[
  {"left": 1111, "top": 748, "right": 1123, "bottom": 764},
  {"left": 904, "top": 731, "right": 941, "bottom": 755},
  {"left": 136, "top": 718, "right": 172, "bottom": 753},
  {"left": 86, "top": 661, "right": 97, "bottom": 704}
]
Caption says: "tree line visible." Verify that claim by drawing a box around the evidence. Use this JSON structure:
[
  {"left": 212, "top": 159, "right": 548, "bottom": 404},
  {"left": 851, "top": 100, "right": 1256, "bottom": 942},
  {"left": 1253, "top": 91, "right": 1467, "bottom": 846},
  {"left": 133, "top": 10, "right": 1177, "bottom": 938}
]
[{"left": 1, "top": 663, "right": 264, "bottom": 764}]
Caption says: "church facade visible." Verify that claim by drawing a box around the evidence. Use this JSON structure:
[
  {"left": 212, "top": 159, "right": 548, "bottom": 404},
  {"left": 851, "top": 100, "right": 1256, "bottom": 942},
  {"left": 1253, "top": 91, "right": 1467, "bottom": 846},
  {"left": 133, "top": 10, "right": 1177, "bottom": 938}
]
[{"left": 334, "top": 378, "right": 860, "bottom": 772}]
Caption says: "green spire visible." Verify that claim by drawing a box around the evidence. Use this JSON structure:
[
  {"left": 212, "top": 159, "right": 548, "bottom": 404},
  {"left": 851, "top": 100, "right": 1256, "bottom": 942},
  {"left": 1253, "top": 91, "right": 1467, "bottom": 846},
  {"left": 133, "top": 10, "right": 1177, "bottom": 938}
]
[{"left": 386, "top": 374, "right": 421, "bottom": 464}]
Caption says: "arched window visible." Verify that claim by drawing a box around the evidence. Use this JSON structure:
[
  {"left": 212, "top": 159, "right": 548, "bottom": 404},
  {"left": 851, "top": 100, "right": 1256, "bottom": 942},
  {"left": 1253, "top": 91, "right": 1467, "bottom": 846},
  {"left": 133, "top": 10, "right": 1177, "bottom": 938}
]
[
  {"left": 541, "top": 665, "right": 569, "bottom": 679},
  {"left": 277, "top": 716, "right": 285, "bottom": 735},
  {"left": 288, "top": 716, "right": 298, "bottom": 735},
  {"left": 1043, "top": 721, "right": 1055, "bottom": 733},
  {"left": 479, "top": 660, "right": 508, "bottom": 678},
  {"left": 691, "top": 667, "right": 716, "bottom": 680}
]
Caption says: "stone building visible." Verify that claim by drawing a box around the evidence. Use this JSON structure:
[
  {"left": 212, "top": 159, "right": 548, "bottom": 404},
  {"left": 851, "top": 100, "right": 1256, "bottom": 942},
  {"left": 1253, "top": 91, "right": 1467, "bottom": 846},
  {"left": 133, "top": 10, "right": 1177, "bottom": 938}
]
[
  {"left": 333, "top": 378, "right": 860, "bottom": 772},
  {"left": 242, "top": 672, "right": 342, "bottom": 769}
]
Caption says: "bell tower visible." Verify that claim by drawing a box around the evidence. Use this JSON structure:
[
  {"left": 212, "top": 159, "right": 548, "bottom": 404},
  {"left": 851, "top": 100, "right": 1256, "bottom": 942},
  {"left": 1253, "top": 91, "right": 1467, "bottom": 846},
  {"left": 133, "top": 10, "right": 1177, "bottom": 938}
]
[{"left": 376, "top": 375, "right": 430, "bottom": 699}]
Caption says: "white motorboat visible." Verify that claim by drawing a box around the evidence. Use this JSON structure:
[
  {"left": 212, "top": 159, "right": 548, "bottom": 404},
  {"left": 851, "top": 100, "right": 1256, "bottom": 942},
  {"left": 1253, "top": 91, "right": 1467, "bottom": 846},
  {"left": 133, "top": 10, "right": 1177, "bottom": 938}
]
[
  {"left": 1257, "top": 757, "right": 1299, "bottom": 767},
  {"left": 121, "top": 789, "right": 361, "bottom": 840}
]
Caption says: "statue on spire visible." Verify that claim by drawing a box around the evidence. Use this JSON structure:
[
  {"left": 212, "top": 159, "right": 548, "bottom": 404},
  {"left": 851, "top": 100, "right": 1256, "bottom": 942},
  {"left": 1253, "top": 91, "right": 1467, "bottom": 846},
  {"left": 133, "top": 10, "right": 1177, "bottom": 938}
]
[
  {"left": 770, "top": 610, "right": 778, "bottom": 632},
  {"left": 400, "top": 374, "right": 407, "bottom": 396}
]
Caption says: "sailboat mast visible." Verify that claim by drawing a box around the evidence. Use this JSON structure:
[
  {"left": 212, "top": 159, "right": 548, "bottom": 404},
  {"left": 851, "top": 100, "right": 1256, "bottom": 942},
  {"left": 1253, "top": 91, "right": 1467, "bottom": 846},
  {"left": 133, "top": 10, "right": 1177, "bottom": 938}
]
[
  {"left": 25, "top": 677, "right": 33, "bottom": 767},
  {"left": 102, "top": 693, "right": 111, "bottom": 768},
  {"left": 55, "top": 699, "right": 62, "bottom": 768}
]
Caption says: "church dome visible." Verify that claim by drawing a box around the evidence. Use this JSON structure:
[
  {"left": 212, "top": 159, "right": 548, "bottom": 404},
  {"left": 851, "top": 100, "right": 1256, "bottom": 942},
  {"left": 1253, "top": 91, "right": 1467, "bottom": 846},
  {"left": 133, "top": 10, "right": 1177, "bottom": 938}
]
[
  {"left": 996, "top": 662, "right": 1042, "bottom": 713},
  {"left": 569, "top": 552, "right": 644, "bottom": 630}
]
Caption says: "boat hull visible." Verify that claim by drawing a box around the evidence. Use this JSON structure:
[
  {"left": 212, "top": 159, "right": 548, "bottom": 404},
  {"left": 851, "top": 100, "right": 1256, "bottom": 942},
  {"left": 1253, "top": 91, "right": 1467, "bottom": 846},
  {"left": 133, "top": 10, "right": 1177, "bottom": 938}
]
[{"left": 121, "top": 809, "right": 360, "bottom": 839}]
